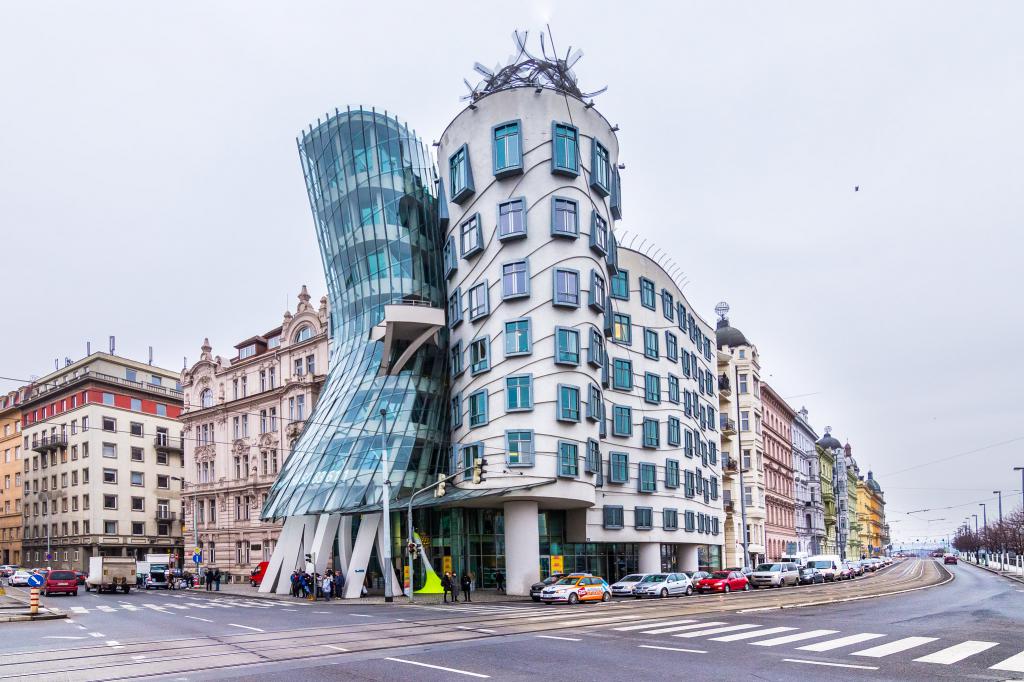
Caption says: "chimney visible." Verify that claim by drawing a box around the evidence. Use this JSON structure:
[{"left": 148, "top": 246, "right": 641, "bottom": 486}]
[{"left": 109, "top": 336, "right": 116, "bottom": 355}]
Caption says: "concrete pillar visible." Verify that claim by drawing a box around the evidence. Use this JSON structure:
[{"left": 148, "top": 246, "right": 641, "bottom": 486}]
[
  {"left": 503, "top": 501, "right": 540, "bottom": 596},
  {"left": 678, "top": 544, "right": 699, "bottom": 572},
  {"left": 639, "top": 543, "right": 661, "bottom": 573}
]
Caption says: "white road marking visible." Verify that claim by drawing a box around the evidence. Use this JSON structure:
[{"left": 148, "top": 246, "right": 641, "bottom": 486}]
[
  {"left": 753, "top": 630, "right": 839, "bottom": 647},
  {"left": 712, "top": 627, "right": 795, "bottom": 642},
  {"left": 106, "top": 641, "right": 123, "bottom": 648},
  {"left": 783, "top": 658, "right": 879, "bottom": 670},
  {"left": 89, "top": 632, "right": 105, "bottom": 638},
  {"left": 638, "top": 645, "right": 706, "bottom": 654},
  {"left": 914, "top": 640, "right": 999, "bottom": 664},
  {"left": 798, "top": 633, "right": 886, "bottom": 652},
  {"left": 228, "top": 623, "right": 264, "bottom": 632},
  {"left": 385, "top": 657, "right": 489, "bottom": 678},
  {"left": 991, "top": 651, "right": 1024, "bottom": 673},
  {"left": 675, "top": 624, "right": 761, "bottom": 638},
  {"left": 323, "top": 645, "right": 349, "bottom": 652},
  {"left": 643, "top": 621, "right": 723, "bottom": 635},
  {"left": 96, "top": 605, "right": 116, "bottom": 613},
  {"left": 143, "top": 604, "right": 168, "bottom": 612},
  {"left": 185, "top": 616, "right": 212, "bottom": 622},
  {"left": 43, "top": 636, "right": 87, "bottom": 640},
  {"left": 352, "top": 613, "right": 373, "bottom": 617},
  {"left": 131, "top": 655, "right": 147, "bottom": 661},
  {"left": 314, "top": 611, "right": 329, "bottom": 614},
  {"left": 536, "top": 635, "right": 581, "bottom": 641},
  {"left": 852, "top": 636, "right": 939, "bottom": 658},
  {"left": 613, "top": 619, "right": 696, "bottom": 632},
  {"left": 70, "top": 607, "right": 88, "bottom": 614}
]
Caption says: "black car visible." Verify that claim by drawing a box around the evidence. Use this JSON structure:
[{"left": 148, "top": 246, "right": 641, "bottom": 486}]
[
  {"left": 530, "top": 574, "right": 567, "bottom": 602},
  {"left": 798, "top": 567, "right": 824, "bottom": 585},
  {"left": 685, "top": 571, "right": 712, "bottom": 583}
]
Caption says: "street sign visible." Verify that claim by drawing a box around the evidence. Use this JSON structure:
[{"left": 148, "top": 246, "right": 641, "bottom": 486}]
[
  {"left": 27, "top": 573, "right": 44, "bottom": 588},
  {"left": 192, "top": 550, "right": 202, "bottom": 565},
  {"left": 550, "top": 555, "right": 564, "bottom": 573},
  {"left": 442, "top": 556, "right": 452, "bottom": 574}
]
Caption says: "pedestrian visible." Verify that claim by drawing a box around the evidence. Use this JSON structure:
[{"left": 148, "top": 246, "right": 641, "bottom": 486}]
[
  {"left": 441, "top": 572, "right": 453, "bottom": 603},
  {"left": 495, "top": 571, "right": 505, "bottom": 593},
  {"left": 205, "top": 567, "right": 212, "bottom": 591},
  {"left": 450, "top": 571, "right": 459, "bottom": 602},
  {"left": 322, "top": 572, "right": 333, "bottom": 601},
  {"left": 461, "top": 572, "right": 472, "bottom": 602},
  {"left": 290, "top": 571, "right": 299, "bottom": 597},
  {"left": 334, "top": 570, "right": 345, "bottom": 598},
  {"left": 213, "top": 567, "right": 221, "bottom": 591}
]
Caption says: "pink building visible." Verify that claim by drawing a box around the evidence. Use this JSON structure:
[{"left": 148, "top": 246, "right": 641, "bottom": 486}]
[{"left": 761, "top": 383, "right": 797, "bottom": 560}]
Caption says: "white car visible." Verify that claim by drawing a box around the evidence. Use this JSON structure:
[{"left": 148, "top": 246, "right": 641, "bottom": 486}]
[
  {"left": 609, "top": 573, "right": 649, "bottom": 597},
  {"left": 540, "top": 575, "right": 611, "bottom": 604},
  {"left": 9, "top": 570, "right": 32, "bottom": 586},
  {"left": 633, "top": 573, "right": 694, "bottom": 598}
]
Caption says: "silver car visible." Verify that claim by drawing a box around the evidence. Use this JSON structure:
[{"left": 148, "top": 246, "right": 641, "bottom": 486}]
[
  {"left": 750, "top": 562, "right": 800, "bottom": 588},
  {"left": 609, "top": 573, "right": 649, "bottom": 597},
  {"left": 632, "top": 572, "right": 693, "bottom": 598}
]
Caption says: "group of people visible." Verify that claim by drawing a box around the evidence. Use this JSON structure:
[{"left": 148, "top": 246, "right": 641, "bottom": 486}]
[
  {"left": 440, "top": 571, "right": 474, "bottom": 603},
  {"left": 289, "top": 568, "right": 348, "bottom": 600},
  {"left": 202, "top": 567, "right": 223, "bottom": 591}
]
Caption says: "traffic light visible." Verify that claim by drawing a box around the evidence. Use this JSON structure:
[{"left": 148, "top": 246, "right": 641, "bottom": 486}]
[
  {"left": 472, "top": 457, "right": 487, "bottom": 484},
  {"left": 407, "top": 541, "right": 418, "bottom": 558},
  {"left": 304, "top": 553, "right": 312, "bottom": 563},
  {"left": 435, "top": 472, "right": 447, "bottom": 498}
]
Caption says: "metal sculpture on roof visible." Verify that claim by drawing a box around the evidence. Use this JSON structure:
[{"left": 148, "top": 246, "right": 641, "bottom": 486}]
[{"left": 463, "top": 28, "right": 607, "bottom": 102}]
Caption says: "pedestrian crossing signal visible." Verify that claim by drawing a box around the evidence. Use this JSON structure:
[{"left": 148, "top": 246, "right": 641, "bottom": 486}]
[
  {"left": 435, "top": 472, "right": 447, "bottom": 498},
  {"left": 472, "top": 457, "right": 487, "bottom": 484}
]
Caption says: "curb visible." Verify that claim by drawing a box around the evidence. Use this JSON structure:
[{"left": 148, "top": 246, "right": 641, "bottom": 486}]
[
  {"left": 964, "top": 559, "right": 1024, "bottom": 585},
  {"left": 0, "top": 612, "right": 67, "bottom": 623}
]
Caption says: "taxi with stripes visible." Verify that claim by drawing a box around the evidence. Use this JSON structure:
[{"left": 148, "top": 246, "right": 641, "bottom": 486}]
[{"left": 539, "top": 575, "right": 611, "bottom": 604}]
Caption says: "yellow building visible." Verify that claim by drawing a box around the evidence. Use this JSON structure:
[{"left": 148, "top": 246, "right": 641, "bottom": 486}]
[
  {"left": 856, "top": 471, "right": 886, "bottom": 557},
  {"left": 1, "top": 388, "right": 26, "bottom": 566}
]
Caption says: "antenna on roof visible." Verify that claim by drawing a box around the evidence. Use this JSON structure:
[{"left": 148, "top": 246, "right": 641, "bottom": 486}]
[
  {"left": 109, "top": 336, "right": 115, "bottom": 355},
  {"left": 86, "top": 341, "right": 91, "bottom": 356},
  {"left": 148, "top": 346, "right": 154, "bottom": 365},
  {"left": 65, "top": 357, "right": 71, "bottom": 367}
]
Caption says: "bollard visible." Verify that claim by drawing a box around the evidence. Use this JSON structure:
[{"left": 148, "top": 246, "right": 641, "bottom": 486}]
[{"left": 29, "top": 587, "right": 39, "bottom": 615}]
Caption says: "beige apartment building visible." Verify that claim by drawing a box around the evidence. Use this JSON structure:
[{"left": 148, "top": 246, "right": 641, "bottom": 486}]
[
  {"left": 180, "top": 287, "right": 328, "bottom": 581},
  {"left": 19, "top": 353, "right": 185, "bottom": 570},
  {"left": 1, "top": 389, "right": 25, "bottom": 566}
]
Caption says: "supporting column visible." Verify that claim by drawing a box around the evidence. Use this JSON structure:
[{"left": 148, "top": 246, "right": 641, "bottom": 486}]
[
  {"left": 638, "top": 542, "right": 661, "bottom": 574},
  {"left": 343, "top": 513, "right": 380, "bottom": 599},
  {"left": 678, "top": 544, "right": 699, "bottom": 572},
  {"left": 503, "top": 501, "right": 540, "bottom": 597},
  {"left": 260, "top": 515, "right": 317, "bottom": 595},
  {"left": 308, "top": 513, "right": 341, "bottom": 573}
]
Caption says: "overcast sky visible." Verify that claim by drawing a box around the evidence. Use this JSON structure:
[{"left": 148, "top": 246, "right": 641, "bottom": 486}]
[{"left": 2, "top": 1, "right": 1021, "bottom": 545}]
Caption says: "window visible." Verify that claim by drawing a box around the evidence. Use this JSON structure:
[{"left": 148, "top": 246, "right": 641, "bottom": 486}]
[
  {"left": 557, "top": 385, "right": 580, "bottom": 422},
  {"left": 585, "top": 439, "right": 600, "bottom": 474},
  {"left": 644, "top": 373, "right": 661, "bottom": 404},
  {"left": 447, "top": 288, "right": 463, "bottom": 328},
  {"left": 551, "top": 197, "right": 579, "bottom": 238},
  {"left": 553, "top": 268, "right": 580, "bottom": 307},
  {"left": 635, "top": 507, "right": 653, "bottom": 530},
  {"left": 551, "top": 122, "right": 579, "bottom": 176},
  {"left": 664, "top": 508, "right": 679, "bottom": 531},
  {"left": 102, "top": 416, "right": 116, "bottom": 432},
  {"left": 612, "top": 359, "right": 633, "bottom": 390},
  {"left": 306, "top": 354, "right": 315, "bottom": 375},
  {"left": 738, "top": 374, "right": 749, "bottom": 394},
  {"left": 557, "top": 441, "right": 578, "bottom": 477},
  {"left": 130, "top": 398, "right": 142, "bottom": 412},
  {"left": 603, "top": 505, "right": 624, "bottom": 529},
  {"left": 103, "top": 520, "right": 117, "bottom": 535},
  {"left": 497, "top": 197, "right": 527, "bottom": 239},
  {"left": 685, "top": 429, "right": 694, "bottom": 457},
  {"left": 293, "top": 325, "right": 313, "bottom": 344},
  {"left": 460, "top": 443, "right": 481, "bottom": 481},
  {"left": 740, "top": 410, "right": 750, "bottom": 431},
  {"left": 642, "top": 418, "right": 660, "bottom": 448},
  {"left": 504, "top": 319, "right": 531, "bottom": 356},
  {"left": 639, "top": 278, "right": 656, "bottom": 309},
  {"left": 450, "top": 393, "right": 462, "bottom": 428},
  {"left": 612, "top": 405, "right": 632, "bottom": 436},
  {"left": 468, "top": 390, "right": 488, "bottom": 428},
  {"left": 667, "top": 417, "right": 681, "bottom": 446},
  {"left": 103, "top": 494, "right": 117, "bottom": 510},
  {"left": 643, "top": 329, "right": 659, "bottom": 359},
  {"left": 469, "top": 337, "right": 490, "bottom": 375},
  {"left": 638, "top": 463, "right": 657, "bottom": 493},
  {"left": 589, "top": 212, "right": 608, "bottom": 254},
  {"left": 131, "top": 521, "right": 145, "bottom": 536},
  {"left": 460, "top": 213, "right": 483, "bottom": 257},
  {"left": 492, "top": 120, "right": 523, "bottom": 176},
  {"left": 587, "top": 328, "right": 604, "bottom": 367},
  {"left": 665, "top": 332, "right": 678, "bottom": 362},
  {"left": 443, "top": 236, "right": 458, "bottom": 278},
  {"left": 612, "top": 313, "right": 631, "bottom": 344},
  {"left": 662, "top": 289, "right": 675, "bottom": 321},
  {"left": 131, "top": 496, "right": 145, "bottom": 512},
  {"left": 130, "top": 422, "right": 143, "bottom": 437},
  {"left": 467, "top": 282, "right": 490, "bottom": 320},
  {"left": 685, "top": 471, "right": 696, "bottom": 498},
  {"left": 501, "top": 260, "right": 529, "bottom": 298},
  {"left": 588, "top": 270, "right": 605, "bottom": 311},
  {"left": 665, "top": 459, "right": 680, "bottom": 488},
  {"left": 610, "top": 452, "right": 629, "bottom": 483},
  {"left": 102, "top": 468, "right": 117, "bottom": 484},
  {"left": 102, "top": 392, "right": 115, "bottom": 406},
  {"left": 586, "top": 384, "right": 602, "bottom": 421},
  {"left": 668, "top": 375, "right": 680, "bottom": 403},
  {"left": 590, "top": 139, "right": 611, "bottom": 195},
  {"left": 506, "top": 430, "right": 534, "bottom": 467},
  {"left": 555, "top": 327, "right": 580, "bottom": 365},
  {"left": 449, "top": 144, "right": 474, "bottom": 203},
  {"left": 610, "top": 269, "right": 629, "bottom": 300},
  {"left": 102, "top": 443, "right": 116, "bottom": 459},
  {"left": 505, "top": 375, "right": 532, "bottom": 411}
]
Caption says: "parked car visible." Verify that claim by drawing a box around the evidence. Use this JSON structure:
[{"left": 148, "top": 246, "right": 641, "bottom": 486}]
[
  {"left": 863, "top": 558, "right": 881, "bottom": 572},
  {"left": 609, "top": 573, "right": 648, "bottom": 597},
  {"left": 75, "top": 571, "right": 88, "bottom": 585},
  {"left": 43, "top": 570, "right": 79, "bottom": 596},
  {"left": 685, "top": 570, "right": 712, "bottom": 583},
  {"left": 835, "top": 563, "right": 854, "bottom": 580},
  {"left": 633, "top": 573, "right": 693, "bottom": 598},
  {"left": 725, "top": 566, "right": 754, "bottom": 578},
  {"left": 696, "top": 570, "right": 750, "bottom": 593},
  {"left": 750, "top": 562, "right": 800, "bottom": 588},
  {"left": 530, "top": 572, "right": 591, "bottom": 602},
  {"left": 540, "top": 575, "right": 610, "bottom": 604},
  {"left": 943, "top": 555, "right": 958, "bottom": 565},
  {"left": 845, "top": 560, "right": 864, "bottom": 577},
  {"left": 805, "top": 555, "right": 844, "bottom": 581},
  {"left": 8, "top": 570, "right": 32, "bottom": 586},
  {"left": 249, "top": 561, "right": 269, "bottom": 587},
  {"left": 797, "top": 566, "right": 825, "bottom": 585}
]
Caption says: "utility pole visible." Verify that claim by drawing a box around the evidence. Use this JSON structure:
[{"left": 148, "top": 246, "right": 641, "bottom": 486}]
[
  {"left": 379, "top": 409, "right": 393, "bottom": 603},
  {"left": 1014, "top": 467, "right": 1024, "bottom": 513},
  {"left": 734, "top": 364, "right": 750, "bottom": 569},
  {"left": 994, "top": 490, "right": 1004, "bottom": 565},
  {"left": 979, "top": 503, "right": 988, "bottom": 561}
]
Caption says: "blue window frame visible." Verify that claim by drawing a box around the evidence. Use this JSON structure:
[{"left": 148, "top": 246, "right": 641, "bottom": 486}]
[
  {"left": 668, "top": 374, "right": 680, "bottom": 404},
  {"left": 610, "top": 451, "right": 629, "bottom": 483},
  {"left": 492, "top": 120, "right": 522, "bottom": 177},
  {"left": 450, "top": 392, "right": 462, "bottom": 428},
  {"left": 586, "top": 384, "right": 602, "bottom": 422},
  {"left": 467, "top": 281, "right": 490, "bottom": 320},
  {"left": 665, "top": 459, "right": 680, "bottom": 489},
  {"left": 684, "top": 429, "right": 694, "bottom": 457},
  {"left": 590, "top": 139, "right": 611, "bottom": 196},
  {"left": 612, "top": 313, "right": 631, "bottom": 345},
  {"left": 469, "top": 336, "right": 490, "bottom": 375},
  {"left": 504, "top": 319, "right": 531, "bottom": 356},
  {"left": 553, "top": 268, "right": 580, "bottom": 307},
  {"left": 447, "top": 288, "right": 462, "bottom": 328},
  {"left": 639, "top": 277, "right": 656, "bottom": 309},
  {"left": 506, "top": 430, "right": 534, "bottom": 467},
  {"left": 555, "top": 327, "right": 580, "bottom": 365},
  {"left": 506, "top": 374, "right": 533, "bottom": 411},
  {"left": 684, "top": 470, "right": 695, "bottom": 498},
  {"left": 610, "top": 269, "right": 629, "bottom": 300},
  {"left": 612, "top": 359, "right": 632, "bottom": 390},
  {"left": 684, "top": 508, "right": 695, "bottom": 529},
  {"left": 449, "top": 144, "right": 475, "bottom": 203},
  {"left": 610, "top": 166, "right": 623, "bottom": 220},
  {"left": 644, "top": 372, "right": 660, "bottom": 404},
  {"left": 587, "top": 327, "right": 604, "bottom": 367},
  {"left": 497, "top": 197, "right": 527, "bottom": 240},
  {"left": 661, "top": 289, "right": 674, "bottom": 321},
  {"left": 643, "top": 329, "right": 659, "bottom": 360},
  {"left": 551, "top": 197, "right": 579, "bottom": 238},
  {"left": 557, "top": 384, "right": 581, "bottom": 422},
  {"left": 589, "top": 211, "right": 608, "bottom": 255},
  {"left": 603, "top": 505, "right": 624, "bottom": 529},
  {"left": 468, "top": 390, "right": 488, "bottom": 428},
  {"left": 585, "top": 439, "right": 601, "bottom": 474},
  {"left": 642, "top": 418, "right": 660, "bottom": 448},
  {"left": 460, "top": 443, "right": 481, "bottom": 481},
  {"left": 635, "top": 506, "right": 653, "bottom": 530},
  {"left": 588, "top": 270, "right": 605, "bottom": 311},
  {"left": 501, "top": 260, "right": 530, "bottom": 299},
  {"left": 460, "top": 213, "right": 483, "bottom": 258},
  {"left": 612, "top": 405, "right": 632, "bottom": 436},
  {"left": 606, "top": 229, "right": 619, "bottom": 272},
  {"left": 557, "top": 440, "right": 579, "bottom": 477},
  {"left": 667, "top": 416, "right": 681, "bottom": 446},
  {"left": 677, "top": 303, "right": 687, "bottom": 332},
  {"left": 709, "top": 441, "right": 718, "bottom": 465},
  {"left": 664, "top": 508, "right": 679, "bottom": 531},
  {"left": 443, "top": 236, "right": 457, "bottom": 279},
  {"left": 552, "top": 122, "right": 579, "bottom": 176},
  {"left": 638, "top": 463, "right": 657, "bottom": 493},
  {"left": 710, "top": 475, "right": 719, "bottom": 500},
  {"left": 450, "top": 340, "right": 464, "bottom": 378},
  {"left": 665, "top": 332, "right": 678, "bottom": 362}
]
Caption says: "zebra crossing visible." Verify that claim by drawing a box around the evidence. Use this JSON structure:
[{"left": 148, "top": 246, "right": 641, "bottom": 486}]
[
  {"left": 67, "top": 596, "right": 290, "bottom": 615},
  {"left": 606, "top": 617, "right": 1024, "bottom": 673}
]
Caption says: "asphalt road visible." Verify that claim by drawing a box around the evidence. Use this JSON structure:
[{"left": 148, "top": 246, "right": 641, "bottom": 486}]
[{"left": 2, "top": 558, "right": 1020, "bottom": 681}]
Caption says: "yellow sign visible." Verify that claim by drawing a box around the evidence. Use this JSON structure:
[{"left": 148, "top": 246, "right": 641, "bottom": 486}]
[
  {"left": 403, "top": 565, "right": 410, "bottom": 590},
  {"left": 442, "top": 555, "right": 453, "bottom": 574},
  {"left": 550, "top": 555, "right": 564, "bottom": 573}
]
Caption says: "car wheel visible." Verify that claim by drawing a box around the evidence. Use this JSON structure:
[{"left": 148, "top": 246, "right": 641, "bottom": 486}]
[
  {"left": 568, "top": 593, "right": 579, "bottom": 605},
  {"left": 660, "top": 588, "right": 669, "bottom": 599},
  {"left": 531, "top": 596, "right": 540, "bottom": 602},
  {"left": 724, "top": 584, "right": 731, "bottom": 593},
  {"left": 685, "top": 586, "right": 693, "bottom": 596},
  {"left": 602, "top": 591, "right": 610, "bottom": 602},
  {"left": 74, "top": 590, "right": 78, "bottom": 597},
  {"left": 744, "top": 582, "right": 751, "bottom": 591}
]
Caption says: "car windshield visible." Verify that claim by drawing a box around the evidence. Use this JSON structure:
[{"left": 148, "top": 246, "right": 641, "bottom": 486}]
[
  {"left": 710, "top": 571, "right": 730, "bottom": 579},
  {"left": 50, "top": 571, "right": 75, "bottom": 580},
  {"left": 554, "top": 578, "right": 580, "bottom": 585},
  {"left": 810, "top": 561, "right": 832, "bottom": 569},
  {"left": 543, "top": 576, "right": 562, "bottom": 585},
  {"left": 618, "top": 574, "right": 644, "bottom": 583},
  {"left": 755, "top": 563, "right": 781, "bottom": 572},
  {"left": 641, "top": 575, "right": 667, "bottom": 583}
]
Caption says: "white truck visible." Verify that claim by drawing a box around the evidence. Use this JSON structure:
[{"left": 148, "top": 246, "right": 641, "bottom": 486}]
[
  {"left": 138, "top": 553, "right": 172, "bottom": 589},
  {"left": 85, "top": 556, "right": 136, "bottom": 594}
]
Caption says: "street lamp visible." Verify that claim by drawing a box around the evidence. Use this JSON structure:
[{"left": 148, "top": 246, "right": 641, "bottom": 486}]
[
  {"left": 378, "top": 408, "right": 394, "bottom": 604},
  {"left": 1015, "top": 467, "right": 1024, "bottom": 512},
  {"left": 993, "top": 490, "right": 1004, "bottom": 565}
]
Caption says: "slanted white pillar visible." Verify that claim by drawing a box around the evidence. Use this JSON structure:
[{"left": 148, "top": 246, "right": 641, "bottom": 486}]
[
  {"left": 308, "top": 513, "right": 341, "bottom": 573},
  {"left": 503, "top": 501, "right": 539, "bottom": 596},
  {"left": 260, "top": 515, "right": 317, "bottom": 595},
  {"left": 639, "top": 543, "right": 661, "bottom": 574}
]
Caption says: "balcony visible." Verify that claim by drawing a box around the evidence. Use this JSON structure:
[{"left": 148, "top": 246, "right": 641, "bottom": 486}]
[
  {"left": 718, "top": 374, "right": 732, "bottom": 397},
  {"left": 155, "top": 510, "right": 178, "bottom": 521},
  {"left": 370, "top": 302, "right": 445, "bottom": 376},
  {"left": 719, "top": 414, "right": 737, "bottom": 436},
  {"left": 32, "top": 435, "right": 68, "bottom": 454},
  {"left": 154, "top": 435, "right": 184, "bottom": 454}
]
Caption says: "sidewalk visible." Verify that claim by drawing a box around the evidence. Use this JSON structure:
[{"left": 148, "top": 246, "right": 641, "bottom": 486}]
[
  {"left": 963, "top": 556, "right": 1024, "bottom": 585},
  {"left": 195, "top": 581, "right": 530, "bottom": 606},
  {"left": 0, "top": 588, "right": 66, "bottom": 622}
]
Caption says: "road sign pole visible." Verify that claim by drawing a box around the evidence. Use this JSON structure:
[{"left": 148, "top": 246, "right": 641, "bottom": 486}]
[{"left": 30, "top": 587, "right": 39, "bottom": 615}]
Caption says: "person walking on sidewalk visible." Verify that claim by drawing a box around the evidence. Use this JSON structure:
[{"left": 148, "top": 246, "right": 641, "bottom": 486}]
[
  {"left": 204, "top": 567, "right": 213, "bottom": 591},
  {"left": 495, "top": 571, "right": 505, "bottom": 593},
  {"left": 460, "top": 572, "right": 473, "bottom": 602},
  {"left": 322, "top": 572, "right": 333, "bottom": 601},
  {"left": 213, "top": 568, "right": 221, "bottom": 591},
  {"left": 441, "top": 572, "right": 453, "bottom": 603},
  {"left": 334, "top": 570, "right": 345, "bottom": 598}
]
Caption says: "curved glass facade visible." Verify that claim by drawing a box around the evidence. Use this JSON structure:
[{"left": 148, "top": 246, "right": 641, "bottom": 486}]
[{"left": 262, "top": 108, "right": 448, "bottom": 519}]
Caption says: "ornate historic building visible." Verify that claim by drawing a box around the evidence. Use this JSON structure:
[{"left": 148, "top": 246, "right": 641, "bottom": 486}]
[
  {"left": 0, "top": 389, "right": 25, "bottom": 566},
  {"left": 817, "top": 428, "right": 841, "bottom": 555},
  {"left": 792, "top": 406, "right": 825, "bottom": 556},
  {"left": 180, "top": 287, "right": 329, "bottom": 579},
  {"left": 761, "top": 383, "right": 797, "bottom": 560},
  {"left": 856, "top": 470, "right": 886, "bottom": 558}
]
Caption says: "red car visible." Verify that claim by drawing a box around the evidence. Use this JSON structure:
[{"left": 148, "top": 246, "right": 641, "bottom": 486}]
[
  {"left": 249, "top": 561, "right": 270, "bottom": 587},
  {"left": 696, "top": 570, "right": 750, "bottom": 594},
  {"left": 943, "top": 555, "right": 958, "bottom": 565},
  {"left": 43, "top": 569, "right": 79, "bottom": 596}
]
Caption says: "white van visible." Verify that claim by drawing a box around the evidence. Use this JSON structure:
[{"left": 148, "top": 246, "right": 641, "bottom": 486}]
[{"left": 804, "top": 555, "right": 843, "bottom": 581}]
